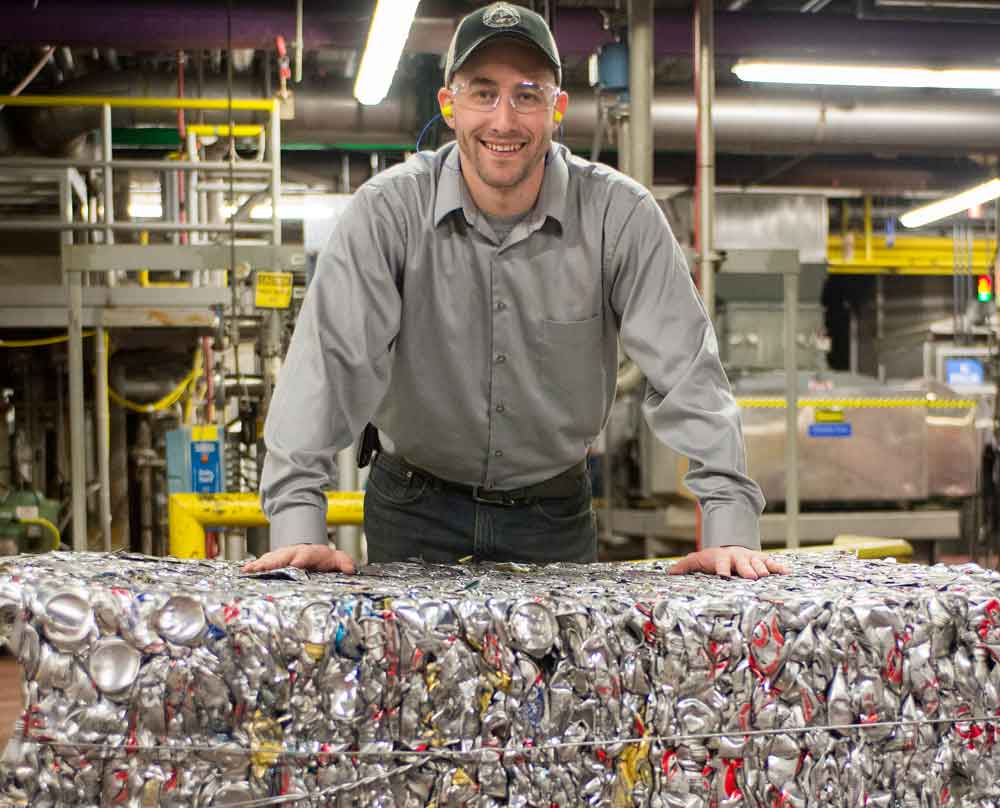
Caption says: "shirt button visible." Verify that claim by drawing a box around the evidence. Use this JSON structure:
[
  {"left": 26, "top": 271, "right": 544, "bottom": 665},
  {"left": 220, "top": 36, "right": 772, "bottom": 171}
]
[
  {"left": 494, "top": 450, "right": 503, "bottom": 457},
  {"left": 495, "top": 403, "right": 505, "bottom": 413},
  {"left": 495, "top": 353, "right": 507, "bottom": 364},
  {"left": 495, "top": 301, "right": 506, "bottom": 311}
]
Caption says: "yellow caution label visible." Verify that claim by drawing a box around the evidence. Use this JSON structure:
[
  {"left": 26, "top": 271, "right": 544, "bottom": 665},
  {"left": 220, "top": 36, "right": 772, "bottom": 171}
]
[
  {"left": 191, "top": 425, "right": 217, "bottom": 441},
  {"left": 255, "top": 271, "right": 293, "bottom": 309},
  {"left": 814, "top": 409, "right": 845, "bottom": 423}
]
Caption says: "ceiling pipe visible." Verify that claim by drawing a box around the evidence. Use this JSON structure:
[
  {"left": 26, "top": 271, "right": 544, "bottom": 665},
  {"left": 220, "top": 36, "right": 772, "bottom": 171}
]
[{"left": 8, "top": 73, "right": 1000, "bottom": 158}]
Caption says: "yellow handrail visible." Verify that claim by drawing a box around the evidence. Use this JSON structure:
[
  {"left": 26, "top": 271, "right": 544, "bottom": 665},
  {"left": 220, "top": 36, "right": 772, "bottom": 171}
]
[
  {"left": 0, "top": 95, "right": 277, "bottom": 111},
  {"left": 168, "top": 492, "right": 365, "bottom": 558}
]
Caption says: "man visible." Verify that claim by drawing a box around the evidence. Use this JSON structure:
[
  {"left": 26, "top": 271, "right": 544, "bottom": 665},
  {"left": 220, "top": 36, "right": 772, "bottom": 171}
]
[{"left": 246, "top": 2, "right": 785, "bottom": 580}]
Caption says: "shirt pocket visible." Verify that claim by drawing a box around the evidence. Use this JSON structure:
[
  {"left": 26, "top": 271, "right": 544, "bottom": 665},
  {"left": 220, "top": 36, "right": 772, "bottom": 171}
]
[{"left": 540, "top": 315, "right": 607, "bottom": 433}]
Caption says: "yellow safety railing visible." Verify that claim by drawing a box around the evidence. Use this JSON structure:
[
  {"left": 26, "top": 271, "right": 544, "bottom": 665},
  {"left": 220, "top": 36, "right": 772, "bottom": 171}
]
[
  {"left": 168, "top": 492, "right": 365, "bottom": 558},
  {"left": 187, "top": 124, "right": 264, "bottom": 137},
  {"left": 828, "top": 234, "right": 997, "bottom": 275},
  {"left": 773, "top": 534, "right": 914, "bottom": 562},
  {"left": 650, "top": 535, "right": 913, "bottom": 564}
]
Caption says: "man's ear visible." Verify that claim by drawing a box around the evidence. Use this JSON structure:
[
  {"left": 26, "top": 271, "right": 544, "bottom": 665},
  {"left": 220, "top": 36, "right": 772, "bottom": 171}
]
[
  {"left": 554, "top": 90, "right": 569, "bottom": 125},
  {"left": 437, "top": 86, "right": 455, "bottom": 129}
]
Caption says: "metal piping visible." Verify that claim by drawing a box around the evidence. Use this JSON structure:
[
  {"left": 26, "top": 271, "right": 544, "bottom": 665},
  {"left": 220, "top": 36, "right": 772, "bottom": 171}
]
[
  {"left": 628, "top": 0, "right": 654, "bottom": 190},
  {"left": 95, "top": 330, "right": 113, "bottom": 553},
  {"left": 10, "top": 76, "right": 1000, "bottom": 157},
  {"left": 694, "top": 0, "right": 717, "bottom": 321},
  {"left": 63, "top": 175, "right": 87, "bottom": 552}
]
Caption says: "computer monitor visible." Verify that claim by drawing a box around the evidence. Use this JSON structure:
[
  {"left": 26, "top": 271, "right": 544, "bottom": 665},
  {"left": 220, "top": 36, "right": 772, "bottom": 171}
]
[{"left": 944, "top": 357, "right": 985, "bottom": 387}]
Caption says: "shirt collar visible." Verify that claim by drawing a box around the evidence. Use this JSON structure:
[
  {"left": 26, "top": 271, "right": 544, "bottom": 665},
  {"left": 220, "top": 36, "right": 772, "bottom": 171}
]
[{"left": 433, "top": 141, "right": 569, "bottom": 229}]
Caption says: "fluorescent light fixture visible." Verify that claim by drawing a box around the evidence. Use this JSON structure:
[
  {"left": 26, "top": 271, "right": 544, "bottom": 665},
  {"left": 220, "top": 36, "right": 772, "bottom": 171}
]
[
  {"left": 733, "top": 60, "right": 1000, "bottom": 90},
  {"left": 900, "top": 179, "right": 1000, "bottom": 229},
  {"left": 353, "top": 0, "right": 421, "bottom": 105}
]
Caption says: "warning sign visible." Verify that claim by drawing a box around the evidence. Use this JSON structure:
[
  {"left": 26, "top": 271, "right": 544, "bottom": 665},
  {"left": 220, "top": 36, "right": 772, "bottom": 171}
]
[{"left": 255, "top": 271, "right": 293, "bottom": 309}]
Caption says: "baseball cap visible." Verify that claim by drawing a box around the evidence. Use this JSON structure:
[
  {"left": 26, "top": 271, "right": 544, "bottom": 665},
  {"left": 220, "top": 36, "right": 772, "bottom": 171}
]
[{"left": 444, "top": 3, "right": 562, "bottom": 87}]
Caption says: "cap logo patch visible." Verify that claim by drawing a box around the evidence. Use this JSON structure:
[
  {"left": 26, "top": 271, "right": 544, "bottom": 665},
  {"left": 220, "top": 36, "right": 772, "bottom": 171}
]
[{"left": 482, "top": 3, "right": 521, "bottom": 28}]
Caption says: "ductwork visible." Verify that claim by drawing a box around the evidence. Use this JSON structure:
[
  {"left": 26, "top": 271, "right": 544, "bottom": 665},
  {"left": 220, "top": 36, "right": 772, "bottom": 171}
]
[
  {"left": 8, "top": 73, "right": 1000, "bottom": 157},
  {"left": 5, "top": 4, "right": 1000, "bottom": 62}
]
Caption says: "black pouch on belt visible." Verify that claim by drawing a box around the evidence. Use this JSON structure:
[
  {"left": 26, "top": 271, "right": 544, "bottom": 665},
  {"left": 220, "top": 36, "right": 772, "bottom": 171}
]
[{"left": 356, "top": 423, "right": 382, "bottom": 468}]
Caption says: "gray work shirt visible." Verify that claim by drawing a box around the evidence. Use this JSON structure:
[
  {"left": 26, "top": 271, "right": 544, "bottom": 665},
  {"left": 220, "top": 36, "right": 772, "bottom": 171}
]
[{"left": 261, "top": 141, "right": 765, "bottom": 551}]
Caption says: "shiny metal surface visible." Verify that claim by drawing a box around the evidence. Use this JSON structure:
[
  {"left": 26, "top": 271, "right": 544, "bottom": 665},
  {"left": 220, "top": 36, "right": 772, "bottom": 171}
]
[
  {"left": 736, "top": 374, "right": 978, "bottom": 503},
  {"left": 719, "top": 303, "right": 827, "bottom": 371},
  {"left": 668, "top": 193, "right": 829, "bottom": 265}
]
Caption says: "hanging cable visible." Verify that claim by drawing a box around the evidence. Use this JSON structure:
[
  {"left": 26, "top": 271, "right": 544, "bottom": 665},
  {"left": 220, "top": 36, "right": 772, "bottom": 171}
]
[
  {"left": 0, "top": 46, "right": 55, "bottom": 112},
  {"left": 0, "top": 330, "right": 96, "bottom": 348},
  {"left": 107, "top": 349, "right": 202, "bottom": 414}
]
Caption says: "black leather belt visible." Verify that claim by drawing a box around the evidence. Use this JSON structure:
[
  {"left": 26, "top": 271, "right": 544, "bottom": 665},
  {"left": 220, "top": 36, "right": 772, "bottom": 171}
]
[{"left": 378, "top": 453, "right": 587, "bottom": 507}]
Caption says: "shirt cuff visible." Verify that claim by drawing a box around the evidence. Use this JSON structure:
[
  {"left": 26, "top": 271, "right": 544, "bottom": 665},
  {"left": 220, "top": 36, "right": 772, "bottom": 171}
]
[
  {"left": 701, "top": 501, "right": 761, "bottom": 551},
  {"left": 267, "top": 505, "right": 329, "bottom": 550}
]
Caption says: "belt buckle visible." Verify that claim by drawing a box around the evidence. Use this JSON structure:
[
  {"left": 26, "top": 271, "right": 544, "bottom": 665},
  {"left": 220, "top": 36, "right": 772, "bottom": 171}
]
[{"left": 472, "top": 486, "right": 518, "bottom": 507}]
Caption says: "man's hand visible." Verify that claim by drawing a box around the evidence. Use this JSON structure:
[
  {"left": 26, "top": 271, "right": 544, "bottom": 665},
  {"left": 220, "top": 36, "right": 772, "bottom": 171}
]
[
  {"left": 242, "top": 544, "right": 356, "bottom": 574},
  {"left": 669, "top": 545, "right": 788, "bottom": 579}
]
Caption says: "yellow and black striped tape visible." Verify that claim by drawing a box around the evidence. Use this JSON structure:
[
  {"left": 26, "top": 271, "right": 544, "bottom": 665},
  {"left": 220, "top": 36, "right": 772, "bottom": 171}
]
[{"left": 736, "top": 397, "right": 978, "bottom": 409}]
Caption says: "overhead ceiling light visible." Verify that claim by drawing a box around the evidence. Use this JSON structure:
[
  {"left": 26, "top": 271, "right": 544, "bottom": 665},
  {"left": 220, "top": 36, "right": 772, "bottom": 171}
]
[
  {"left": 353, "top": 0, "right": 421, "bottom": 105},
  {"left": 900, "top": 179, "right": 1000, "bottom": 228},
  {"left": 733, "top": 60, "right": 1000, "bottom": 90}
]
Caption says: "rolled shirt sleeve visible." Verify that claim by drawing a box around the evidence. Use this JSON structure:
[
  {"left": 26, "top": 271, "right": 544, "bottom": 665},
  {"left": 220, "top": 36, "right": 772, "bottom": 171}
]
[
  {"left": 608, "top": 194, "right": 765, "bottom": 550},
  {"left": 260, "top": 185, "right": 403, "bottom": 548}
]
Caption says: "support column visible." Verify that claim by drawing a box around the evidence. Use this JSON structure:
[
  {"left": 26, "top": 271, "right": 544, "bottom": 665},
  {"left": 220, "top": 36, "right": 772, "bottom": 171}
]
[{"left": 627, "top": 0, "right": 653, "bottom": 191}]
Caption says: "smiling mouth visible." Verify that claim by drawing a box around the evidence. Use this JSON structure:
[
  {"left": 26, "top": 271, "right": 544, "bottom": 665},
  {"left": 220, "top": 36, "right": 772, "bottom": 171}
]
[{"left": 481, "top": 141, "right": 526, "bottom": 154}]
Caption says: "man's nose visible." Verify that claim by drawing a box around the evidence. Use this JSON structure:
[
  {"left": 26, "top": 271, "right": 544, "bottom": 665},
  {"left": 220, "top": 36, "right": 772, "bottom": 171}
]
[{"left": 490, "top": 94, "right": 518, "bottom": 128}]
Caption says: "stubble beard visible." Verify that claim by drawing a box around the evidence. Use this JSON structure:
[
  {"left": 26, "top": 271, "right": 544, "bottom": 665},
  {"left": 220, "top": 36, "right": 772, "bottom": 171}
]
[{"left": 460, "top": 128, "right": 550, "bottom": 192}]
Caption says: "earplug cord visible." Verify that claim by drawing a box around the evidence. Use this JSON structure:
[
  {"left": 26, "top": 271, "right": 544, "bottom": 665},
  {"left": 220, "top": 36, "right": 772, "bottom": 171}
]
[{"left": 416, "top": 113, "right": 443, "bottom": 152}]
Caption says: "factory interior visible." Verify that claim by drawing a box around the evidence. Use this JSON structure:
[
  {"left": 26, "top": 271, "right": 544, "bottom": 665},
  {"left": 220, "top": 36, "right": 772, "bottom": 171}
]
[{"left": 2, "top": 0, "right": 1000, "bottom": 803}]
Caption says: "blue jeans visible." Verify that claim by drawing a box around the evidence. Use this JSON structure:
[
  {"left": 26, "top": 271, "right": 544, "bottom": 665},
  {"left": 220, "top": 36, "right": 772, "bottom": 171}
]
[{"left": 364, "top": 453, "right": 598, "bottom": 564}]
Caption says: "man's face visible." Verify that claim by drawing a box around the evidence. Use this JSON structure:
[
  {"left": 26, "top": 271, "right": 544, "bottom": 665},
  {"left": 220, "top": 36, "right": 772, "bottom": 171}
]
[{"left": 438, "top": 39, "right": 569, "bottom": 195}]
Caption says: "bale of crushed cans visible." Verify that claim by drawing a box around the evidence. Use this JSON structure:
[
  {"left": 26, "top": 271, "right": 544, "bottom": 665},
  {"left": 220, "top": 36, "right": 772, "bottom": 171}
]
[{"left": 1, "top": 551, "right": 1000, "bottom": 807}]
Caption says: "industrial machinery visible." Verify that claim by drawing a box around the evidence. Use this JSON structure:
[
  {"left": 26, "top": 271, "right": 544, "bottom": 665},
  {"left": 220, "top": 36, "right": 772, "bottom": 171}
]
[{"left": 598, "top": 192, "right": 988, "bottom": 559}]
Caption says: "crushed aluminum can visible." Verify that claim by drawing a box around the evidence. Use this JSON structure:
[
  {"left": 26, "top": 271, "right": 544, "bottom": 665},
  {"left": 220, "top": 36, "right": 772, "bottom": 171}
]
[{"left": 88, "top": 637, "right": 141, "bottom": 696}]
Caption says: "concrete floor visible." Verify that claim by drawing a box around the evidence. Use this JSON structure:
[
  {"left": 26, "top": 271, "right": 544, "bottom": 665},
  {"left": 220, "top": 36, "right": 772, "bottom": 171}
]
[{"left": 0, "top": 656, "right": 22, "bottom": 753}]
